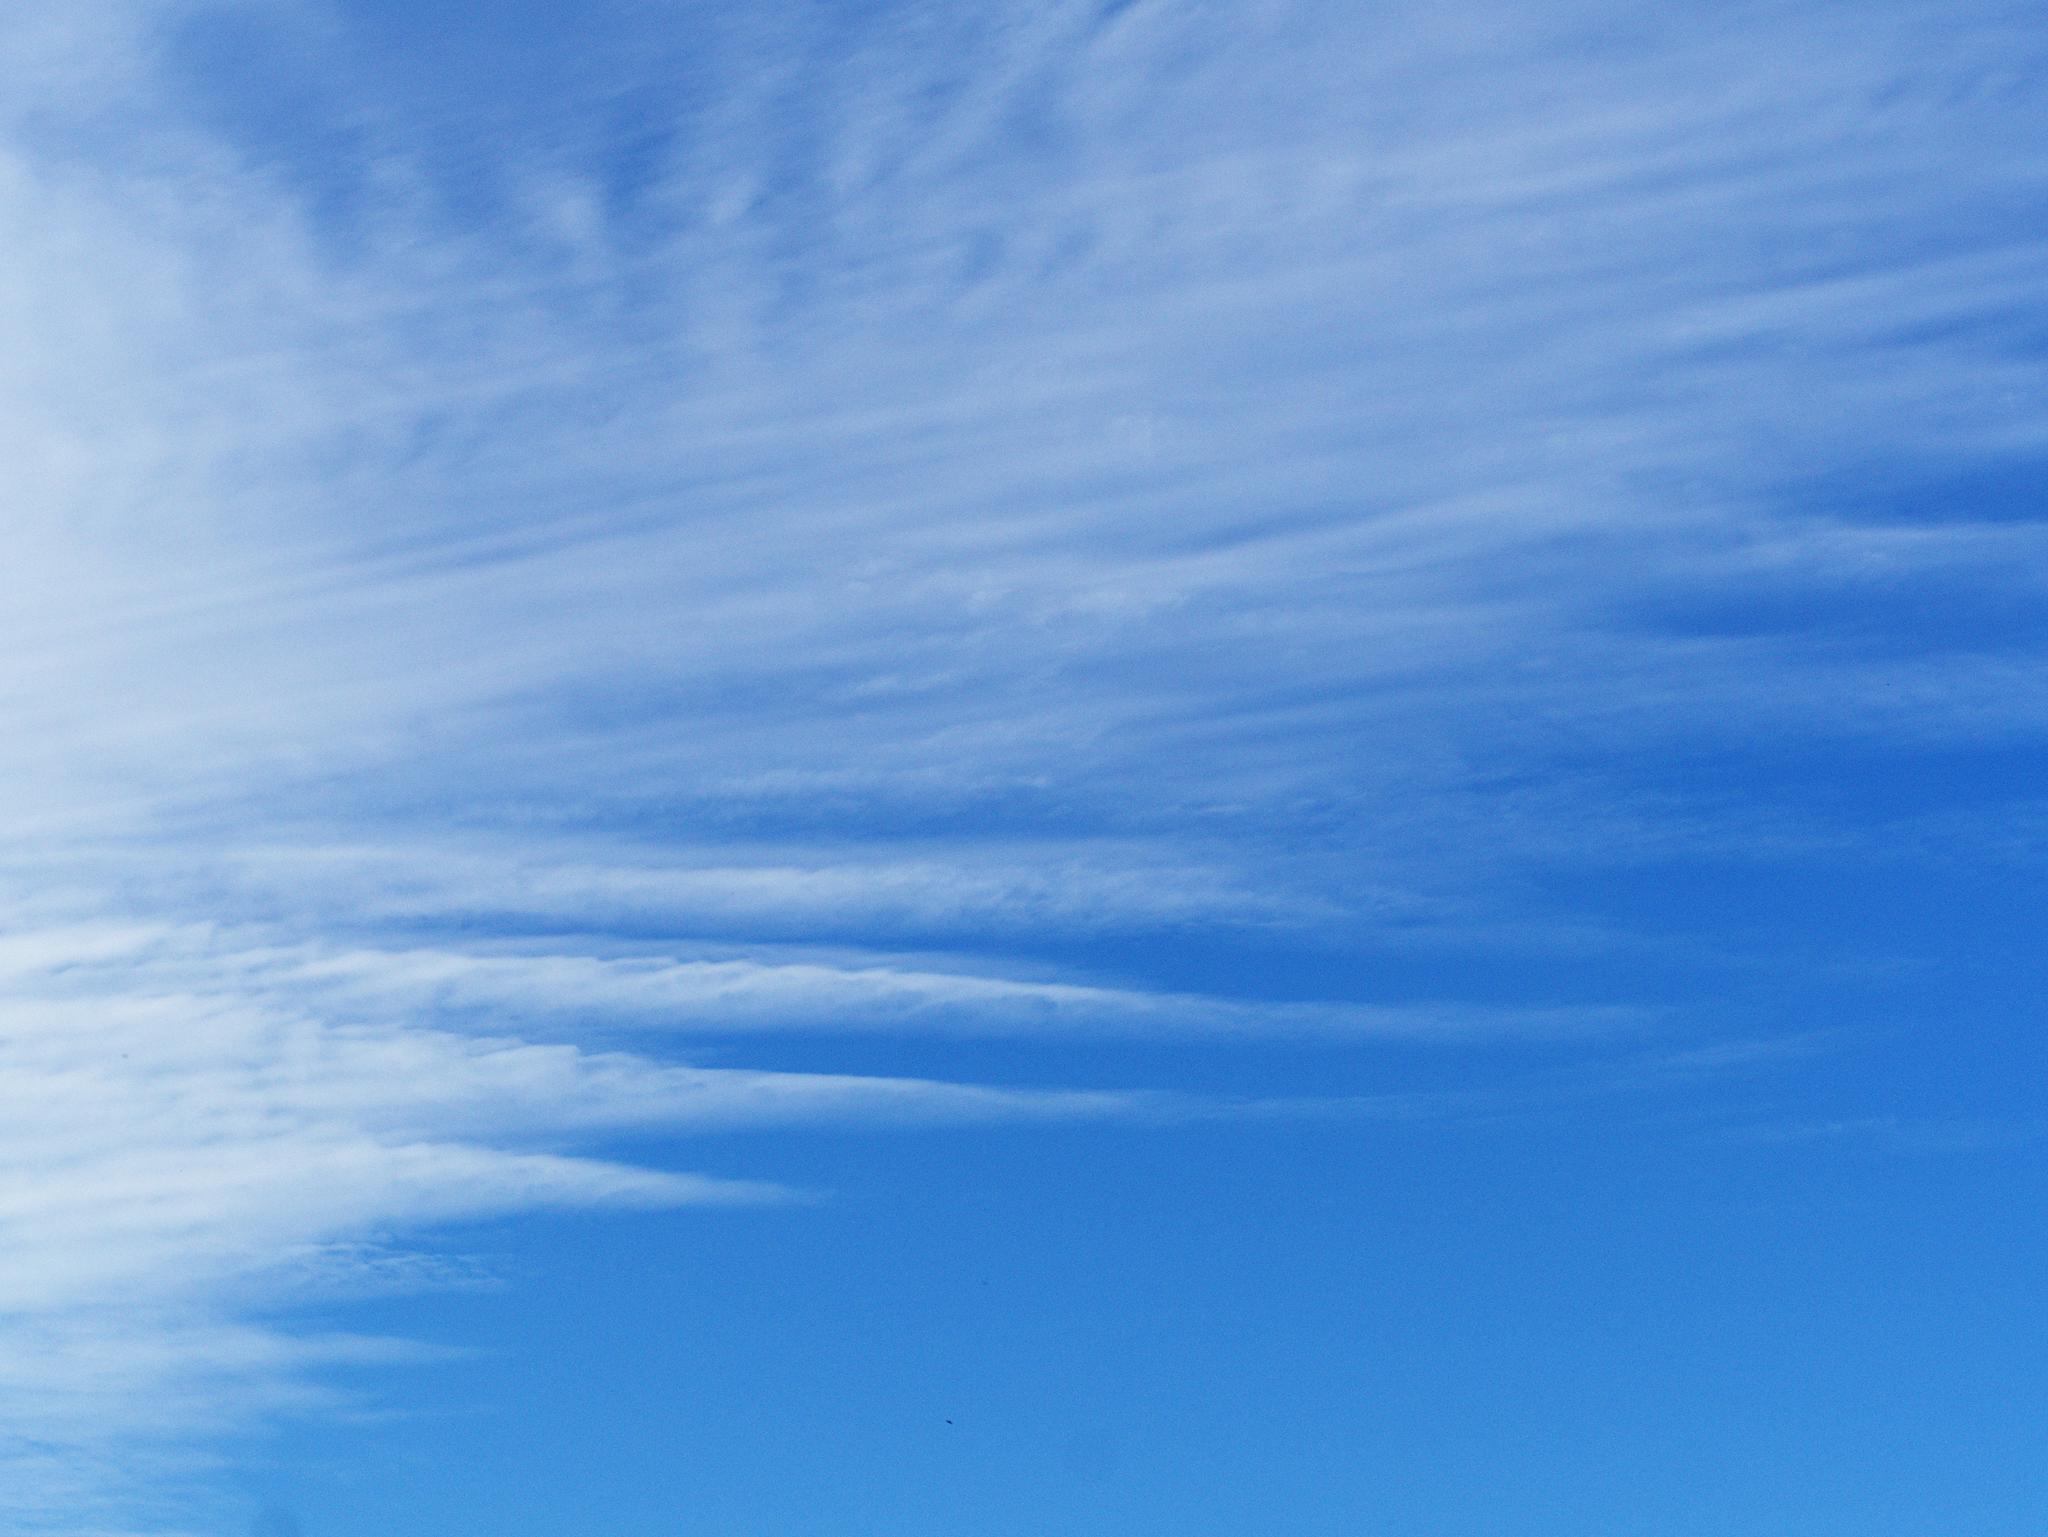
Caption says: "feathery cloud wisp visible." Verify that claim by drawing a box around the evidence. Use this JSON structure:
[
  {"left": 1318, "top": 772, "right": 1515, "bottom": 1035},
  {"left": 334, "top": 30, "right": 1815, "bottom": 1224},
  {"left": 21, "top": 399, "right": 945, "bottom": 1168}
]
[{"left": 1, "top": 0, "right": 2043, "bottom": 1527}]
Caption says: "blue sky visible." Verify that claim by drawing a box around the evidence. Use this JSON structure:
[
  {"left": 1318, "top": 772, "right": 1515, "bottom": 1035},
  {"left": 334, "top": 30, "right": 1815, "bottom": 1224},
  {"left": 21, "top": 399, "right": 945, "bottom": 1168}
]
[{"left": 0, "top": 0, "right": 2045, "bottom": 1531}]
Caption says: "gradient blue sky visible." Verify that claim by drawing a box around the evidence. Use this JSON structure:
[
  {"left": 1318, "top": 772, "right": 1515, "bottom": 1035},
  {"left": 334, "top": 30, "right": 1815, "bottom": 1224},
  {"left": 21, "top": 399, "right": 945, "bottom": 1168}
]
[{"left": 2, "top": 1, "right": 2045, "bottom": 1532}]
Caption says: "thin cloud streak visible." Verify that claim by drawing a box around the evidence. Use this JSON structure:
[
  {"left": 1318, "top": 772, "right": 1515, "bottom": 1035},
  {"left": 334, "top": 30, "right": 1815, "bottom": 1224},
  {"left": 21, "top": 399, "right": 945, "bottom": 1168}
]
[{"left": 0, "top": 918, "right": 1644, "bottom": 1041}]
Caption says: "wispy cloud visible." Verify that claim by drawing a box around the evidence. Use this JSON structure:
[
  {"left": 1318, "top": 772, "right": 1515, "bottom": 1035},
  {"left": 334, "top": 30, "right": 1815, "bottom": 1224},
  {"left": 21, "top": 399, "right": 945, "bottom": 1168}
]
[{"left": 1, "top": 0, "right": 2043, "bottom": 1525}]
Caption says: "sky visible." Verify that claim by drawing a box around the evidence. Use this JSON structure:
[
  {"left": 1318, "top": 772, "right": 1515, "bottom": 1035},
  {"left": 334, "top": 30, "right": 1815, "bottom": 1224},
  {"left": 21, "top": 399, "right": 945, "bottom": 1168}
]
[{"left": 1, "top": 0, "right": 2045, "bottom": 1531}]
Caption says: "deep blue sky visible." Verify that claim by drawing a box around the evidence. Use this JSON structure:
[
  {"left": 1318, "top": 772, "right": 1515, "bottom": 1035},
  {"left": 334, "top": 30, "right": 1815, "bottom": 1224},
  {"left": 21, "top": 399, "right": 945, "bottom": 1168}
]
[{"left": 0, "top": 1, "right": 2044, "bottom": 1533}]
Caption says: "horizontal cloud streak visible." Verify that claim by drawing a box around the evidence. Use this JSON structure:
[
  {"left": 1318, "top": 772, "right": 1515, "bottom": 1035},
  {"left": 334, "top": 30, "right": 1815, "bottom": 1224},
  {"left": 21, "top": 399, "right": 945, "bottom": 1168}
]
[{"left": 0, "top": 918, "right": 1640, "bottom": 1041}]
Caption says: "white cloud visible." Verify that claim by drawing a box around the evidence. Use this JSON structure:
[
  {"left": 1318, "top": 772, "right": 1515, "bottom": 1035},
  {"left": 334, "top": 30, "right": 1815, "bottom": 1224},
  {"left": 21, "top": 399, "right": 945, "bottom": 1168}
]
[
  {"left": 0, "top": 908, "right": 1167, "bottom": 1530},
  {"left": 0, "top": 0, "right": 2041, "bottom": 1525}
]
